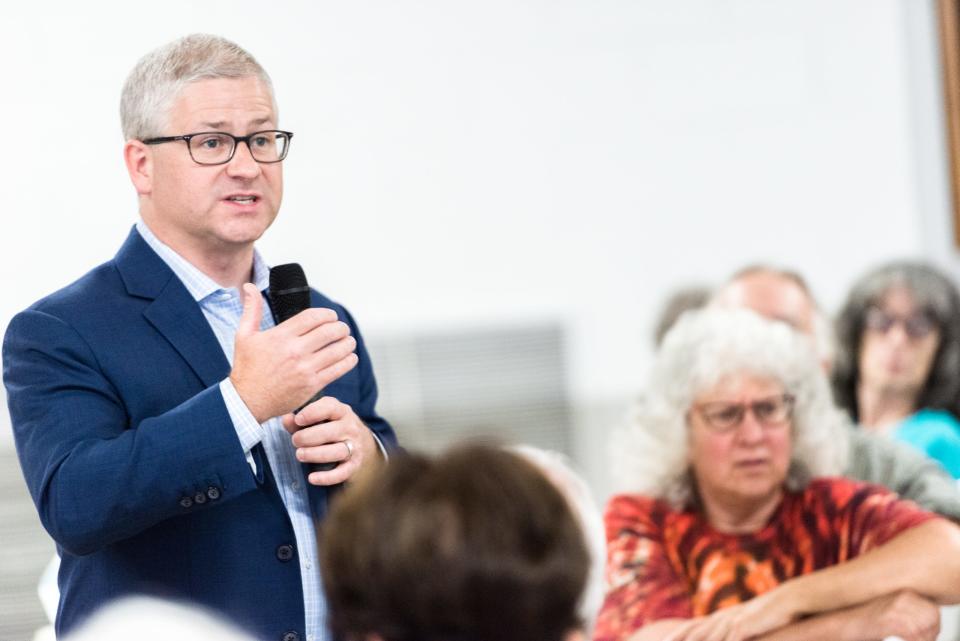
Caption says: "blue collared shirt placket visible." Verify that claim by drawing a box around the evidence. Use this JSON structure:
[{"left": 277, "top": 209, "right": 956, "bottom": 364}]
[{"left": 136, "top": 221, "right": 329, "bottom": 641}]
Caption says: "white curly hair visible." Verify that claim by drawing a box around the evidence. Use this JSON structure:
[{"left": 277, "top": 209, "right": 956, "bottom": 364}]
[{"left": 612, "top": 307, "right": 850, "bottom": 508}]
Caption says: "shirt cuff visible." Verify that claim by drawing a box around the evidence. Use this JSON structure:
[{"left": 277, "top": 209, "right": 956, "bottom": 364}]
[
  {"left": 370, "top": 429, "right": 389, "bottom": 460},
  {"left": 219, "top": 378, "right": 265, "bottom": 473}
]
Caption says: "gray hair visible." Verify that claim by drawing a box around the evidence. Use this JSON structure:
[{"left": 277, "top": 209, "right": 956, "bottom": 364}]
[
  {"left": 612, "top": 308, "right": 849, "bottom": 509},
  {"left": 120, "top": 34, "right": 275, "bottom": 140}
]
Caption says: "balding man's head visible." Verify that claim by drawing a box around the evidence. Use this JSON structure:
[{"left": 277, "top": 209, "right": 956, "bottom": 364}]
[{"left": 713, "top": 266, "right": 833, "bottom": 368}]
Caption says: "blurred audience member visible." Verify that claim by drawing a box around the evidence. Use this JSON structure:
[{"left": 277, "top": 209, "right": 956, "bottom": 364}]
[
  {"left": 32, "top": 555, "right": 59, "bottom": 641},
  {"left": 714, "top": 265, "right": 833, "bottom": 367},
  {"left": 320, "top": 444, "right": 590, "bottom": 641},
  {"left": 833, "top": 261, "right": 960, "bottom": 478},
  {"left": 64, "top": 597, "right": 256, "bottom": 641},
  {"left": 512, "top": 445, "right": 607, "bottom": 636},
  {"left": 598, "top": 309, "right": 960, "bottom": 641},
  {"left": 652, "top": 285, "right": 712, "bottom": 347},
  {"left": 714, "top": 264, "right": 960, "bottom": 518}
]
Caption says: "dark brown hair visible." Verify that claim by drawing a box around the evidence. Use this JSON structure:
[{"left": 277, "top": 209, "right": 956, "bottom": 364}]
[
  {"left": 320, "top": 444, "right": 590, "bottom": 641},
  {"left": 832, "top": 260, "right": 960, "bottom": 420}
]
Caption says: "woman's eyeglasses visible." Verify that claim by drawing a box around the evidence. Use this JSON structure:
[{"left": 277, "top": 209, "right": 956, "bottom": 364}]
[
  {"left": 864, "top": 307, "right": 936, "bottom": 340},
  {"left": 692, "top": 394, "right": 795, "bottom": 433}
]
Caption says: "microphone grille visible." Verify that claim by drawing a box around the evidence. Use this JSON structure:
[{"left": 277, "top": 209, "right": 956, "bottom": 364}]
[{"left": 268, "top": 263, "right": 311, "bottom": 324}]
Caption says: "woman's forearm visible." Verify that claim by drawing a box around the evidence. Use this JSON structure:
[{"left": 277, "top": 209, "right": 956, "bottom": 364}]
[
  {"left": 625, "top": 592, "right": 940, "bottom": 641},
  {"left": 758, "top": 605, "right": 873, "bottom": 641},
  {"left": 760, "top": 591, "right": 940, "bottom": 641},
  {"left": 627, "top": 618, "right": 690, "bottom": 641},
  {"left": 782, "top": 519, "right": 960, "bottom": 615},
  {"left": 615, "top": 519, "right": 959, "bottom": 641}
]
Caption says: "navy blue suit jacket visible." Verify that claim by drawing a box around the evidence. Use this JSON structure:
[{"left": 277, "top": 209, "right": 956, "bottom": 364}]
[{"left": 2, "top": 227, "right": 397, "bottom": 640}]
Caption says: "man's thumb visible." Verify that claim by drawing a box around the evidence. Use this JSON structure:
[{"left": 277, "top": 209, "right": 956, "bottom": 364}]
[{"left": 237, "top": 283, "right": 263, "bottom": 336}]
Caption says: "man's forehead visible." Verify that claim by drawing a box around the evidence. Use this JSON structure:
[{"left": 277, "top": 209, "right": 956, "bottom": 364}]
[
  {"left": 724, "top": 273, "right": 815, "bottom": 331},
  {"left": 196, "top": 115, "right": 274, "bottom": 129},
  {"left": 170, "top": 77, "right": 276, "bottom": 126},
  {"left": 734, "top": 273, "right": 809, "bottom": 303}
]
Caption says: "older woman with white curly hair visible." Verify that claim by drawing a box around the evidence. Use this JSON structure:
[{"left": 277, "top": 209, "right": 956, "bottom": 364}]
[{"left": 595, "top": 308, "right": 960, "bottom": 641}]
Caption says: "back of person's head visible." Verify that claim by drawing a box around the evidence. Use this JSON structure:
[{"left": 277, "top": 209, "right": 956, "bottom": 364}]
[
  {"left": 320, "top": 444, "right": 590, "bottom": 641},
  {"left": 832, "top": 260, "right": 960, "bottom": 418},
  {"left": 120, "top": 33, "right": 274, "bottom": 140},
  {"left": 713, "top": 264, "right": 835, "bottom": 367},
  {"left": 63, "top": 596, "right": 256, "bottom": 641},
  {"left": 509, "top": 445, "right": 606, "bottom": 637}
]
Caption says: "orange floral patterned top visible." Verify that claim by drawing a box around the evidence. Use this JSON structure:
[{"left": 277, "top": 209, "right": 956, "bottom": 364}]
[{"left": 593, "top": 478, "right": 936, "bottom": 641}]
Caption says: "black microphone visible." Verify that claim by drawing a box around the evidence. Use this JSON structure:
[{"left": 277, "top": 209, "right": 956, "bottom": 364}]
[
  {"left": 268, "top": 263, "right": 311, "bottom": 324},
  {"left": 267, "top": 263, "right": 338, "bottom": 472}
]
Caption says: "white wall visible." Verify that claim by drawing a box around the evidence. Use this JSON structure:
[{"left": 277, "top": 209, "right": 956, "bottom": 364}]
[{"left": 0, "top": 0, "right": 955, "bottom": 494}]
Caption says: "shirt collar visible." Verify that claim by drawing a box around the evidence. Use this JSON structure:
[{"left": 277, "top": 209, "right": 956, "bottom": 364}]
[{"left": 136, "top": 219, "right": 270, "bottom": 302}]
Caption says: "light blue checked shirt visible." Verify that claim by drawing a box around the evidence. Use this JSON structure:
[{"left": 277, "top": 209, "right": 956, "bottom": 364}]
[{"left": 136, "top": 220, "right": 329, "bottom": 641}]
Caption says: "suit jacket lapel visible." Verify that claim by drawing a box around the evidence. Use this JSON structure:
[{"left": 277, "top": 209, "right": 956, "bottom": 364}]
[
  {"left": 115, "top": 226, "right": 230, "bottom": 388},
  {"left": 143, "top": 282, "right": 230, "bottom": 387}
]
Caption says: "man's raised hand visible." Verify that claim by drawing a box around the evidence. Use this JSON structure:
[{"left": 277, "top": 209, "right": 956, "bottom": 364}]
[{"left": 230, "top": 283, "right": 358, "bottom": 423}]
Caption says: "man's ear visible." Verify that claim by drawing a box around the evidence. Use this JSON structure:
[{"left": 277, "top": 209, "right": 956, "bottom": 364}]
[{"left": 124, "top": 139, "right": 153, "bottom": 196}]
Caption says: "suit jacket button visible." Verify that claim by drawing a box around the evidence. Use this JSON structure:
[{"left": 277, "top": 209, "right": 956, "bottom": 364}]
[
  {"left": 276, "top": 544, "right": 295, "bottom": 562},
  {"left": 179, "top": 496, "right": 193, "bottom": 509},
  {"left": 281, "top": 632, "right": 300, "bottom": 641},
  {"left": 193, "top": 491, "right": 207, "bottom": 505},
  {"left": 206, "top": 486, "right": 221, "bottom": 500}
]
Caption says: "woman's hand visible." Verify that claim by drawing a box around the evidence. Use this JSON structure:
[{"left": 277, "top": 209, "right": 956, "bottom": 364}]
[
  {"left": 657, "top": 589, "right": 940, "bottom": 641},
  {"left": 660, "top": 587, "right": 798, "bottom": 641},
  {"left": 853, "top": 590, "right": 940, "bottom": 641}
]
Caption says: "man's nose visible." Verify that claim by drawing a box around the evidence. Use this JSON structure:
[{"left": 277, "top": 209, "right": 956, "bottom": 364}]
[{"left": 225, "top": 141, "right": 262, "bottom": 178}]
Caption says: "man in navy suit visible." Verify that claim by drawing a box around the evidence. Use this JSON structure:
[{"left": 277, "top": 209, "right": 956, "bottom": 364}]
[{"left": 2, "top": 34, "right": 397, "bottom": 641}]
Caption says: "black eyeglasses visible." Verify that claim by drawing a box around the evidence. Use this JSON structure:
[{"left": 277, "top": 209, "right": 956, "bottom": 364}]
[
  {"left": 864, "top": 307, "right": 937, "bottom": 340},
  {"left": 142, "top": 130, "right": 293, "bottom": 165},
  {"left": 691, "top": 394, "right": 795, "bottom": 434}
]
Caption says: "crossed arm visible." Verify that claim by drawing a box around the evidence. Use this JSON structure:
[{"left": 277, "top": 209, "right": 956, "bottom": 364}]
[
  {"left": 633, "top": 591, "right": 940, "bottom": 641},
  {"left": 628, "top": 518, "right": 960, "bottom": 641}
]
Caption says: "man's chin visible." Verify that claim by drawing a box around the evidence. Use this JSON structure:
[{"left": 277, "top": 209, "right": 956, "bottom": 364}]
[{"left": 216, "top": 217, "right": 276, "bottom": 246}]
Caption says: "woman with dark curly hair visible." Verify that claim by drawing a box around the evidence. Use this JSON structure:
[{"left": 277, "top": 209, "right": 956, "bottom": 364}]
[{"left": 832, "top": 261, "right": 960, "bottom": 478}]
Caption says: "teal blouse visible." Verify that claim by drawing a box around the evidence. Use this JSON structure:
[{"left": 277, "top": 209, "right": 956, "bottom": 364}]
[{"left": 894, "top": 409, "right": 960, "bottom": 479}]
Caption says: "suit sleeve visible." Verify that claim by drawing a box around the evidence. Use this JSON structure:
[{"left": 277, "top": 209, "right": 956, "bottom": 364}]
[
  {"left": 337, "top": 305, "right": 398, "bottom": 452},
  {"left": 2, "top": 309, "right": 261, "bottom": 556}
]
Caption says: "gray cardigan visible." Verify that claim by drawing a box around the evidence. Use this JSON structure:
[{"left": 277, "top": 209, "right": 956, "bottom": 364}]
[{"left": 845, "top": 423, "right": 960, "bottom": 520}]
